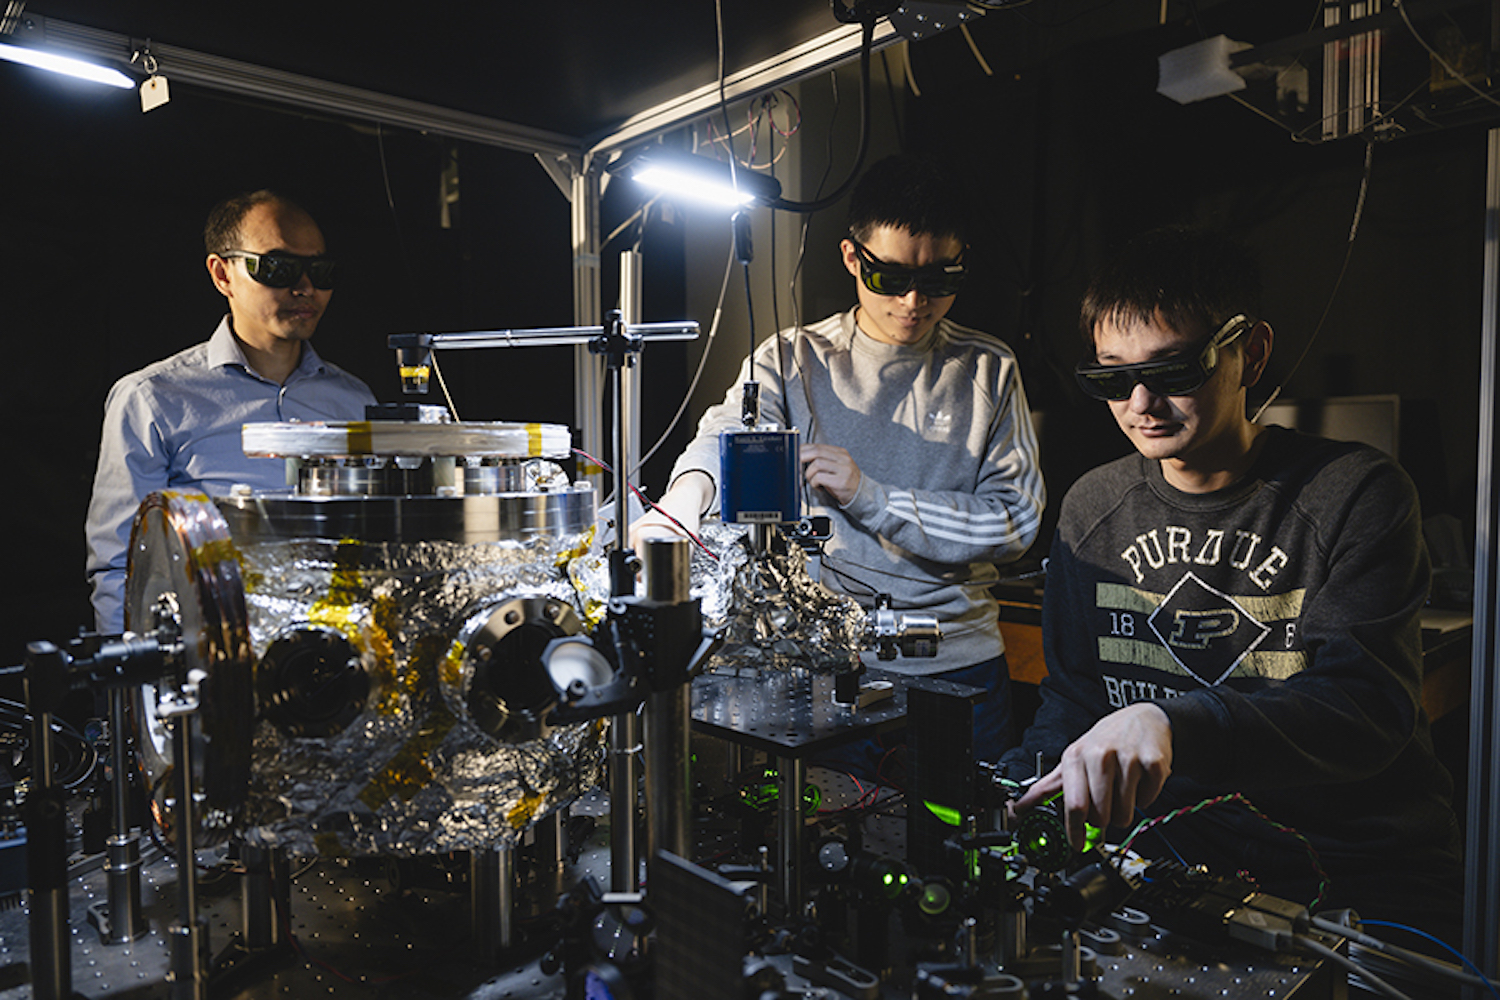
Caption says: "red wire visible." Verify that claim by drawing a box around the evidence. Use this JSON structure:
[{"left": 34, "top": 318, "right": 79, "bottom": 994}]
[
  {"left": 573, "top": 448, "right": 719, "bottom": 560},
  {"left": 874, "top": 744, "right": 905, "bottom": 791}
]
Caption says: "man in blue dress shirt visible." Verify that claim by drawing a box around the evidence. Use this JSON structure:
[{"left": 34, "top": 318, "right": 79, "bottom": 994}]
[{"left": 85, "top": 190, "right": 376, "bottom": 634}]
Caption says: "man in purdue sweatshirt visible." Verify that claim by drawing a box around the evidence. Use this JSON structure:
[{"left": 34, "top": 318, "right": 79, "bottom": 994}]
[{"left": 1005, "top": 225, "right": 1462, "bottom": 943}]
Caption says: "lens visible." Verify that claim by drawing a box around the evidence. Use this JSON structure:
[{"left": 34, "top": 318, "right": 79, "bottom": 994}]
[
  {"left": 1074, "top": 369, "right": 1137, "bottom": 401},
  {"left": 1016, "top": 796, "right": 1074, "bottom": 870},
  {"left": 306, "top": 258, "right": 337, "bottom": 289},
  {"left": 914, "top": 272, "right": 965, "bottom": 298},
  {"left": 239, "top": 252, "right": 336, "bottom": 289},
  {"left": 917, "top": 880, "right": 952, "bottom": 916},
  {"left": 850, "top": 853, "right": 913, "bottom": 901},
  {"left": 863, "top": 266, "right": 964, "bottom": 298},
  {"left": 853, "top": 239, "right": 963, "bottom": 298},
  {"left": 876, "top": 865, "right": 910, "bottom": 900},
  {"left": 1074, "top": 355, "right": 1210, "bottom": 401},
  {"left": 261, "top": 255, "right": 302, "bottom": 288},
  {"left": 243, "top": 253, "right": 300, "bottom": 288},
  {"left": 862, "top": 268, "right": 914, "bottom": 297},
  {"left": 1137, "top": 359, "right": 1206, "bottom": 396}
]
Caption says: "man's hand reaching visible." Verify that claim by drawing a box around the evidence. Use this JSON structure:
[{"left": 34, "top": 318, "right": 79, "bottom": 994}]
[
  {"left": 1012, "top": 702, "right": 1173, "bottom": 849},
  {"left": 800, "top": 443, "right": 863, "bottom": 508},
  {"left": 627, "top": 471, "right": 714, "bottom": 552}
]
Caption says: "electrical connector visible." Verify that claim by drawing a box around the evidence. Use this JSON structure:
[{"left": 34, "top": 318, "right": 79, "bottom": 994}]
[{"left": 1225, "top": 893, "right": 1310, "bottom": 952}]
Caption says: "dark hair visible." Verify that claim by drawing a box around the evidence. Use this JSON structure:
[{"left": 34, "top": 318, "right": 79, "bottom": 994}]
[
  {"left": 1079, "top": 225, "right": 1262, "bottom": 351},
  {"left": 203, "top": 189, "right": 310, "bottom": 255},
  {"left": 847, "top": 154, "right": 968, "bottom": 245}
]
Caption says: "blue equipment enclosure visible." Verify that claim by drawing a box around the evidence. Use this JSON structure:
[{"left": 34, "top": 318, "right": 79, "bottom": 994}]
[{"left": 719, "top": 429, "right": 801, "bottom": 524}]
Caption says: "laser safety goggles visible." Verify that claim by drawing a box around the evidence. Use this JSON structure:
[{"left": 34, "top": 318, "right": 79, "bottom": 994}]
[
  {"left": 1074, "top": 313, "right": 1254, "bottom": 401},
  {"left": 850, "top": 238, "right": 967, "bottom": 298},
  {"left": 220, "top": 249, "right": 337, "bottom": 290}
]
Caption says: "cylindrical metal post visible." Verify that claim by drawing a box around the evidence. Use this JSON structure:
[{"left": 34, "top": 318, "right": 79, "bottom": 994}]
[
  {"left": 470, "top": 845, "right": 515, "bottom": 959},
  {"left": 572, "top": 162, "right": 605, "bottom": 498},
  {"left": 532, "top": 810, "right": 565, "bottom": 910},
  {"left": 240, "top": 844, "right": 286, "bottom": 950},
  {"left": 27, "top": 704, "right": 72, "bottom": 1000},
  {"left": 1465, "top": 123, "right": 1500, "bottom": 989},
  {"left": 960, "top": 916, "right": 980, "bottom": 967},
  {"left": 603, "top": 237, "right": 646, "bottom": 894},
  {"left": 102, "top": 688, "right": 146, "bottom": 944},
  {"left": 645, "top": 687, "right": 691, "bottom": 861},
  {"left": 101, "top": 837, "right": 146, "bottom": 944},
  {"left": 776, "top": 755, "right": 806, "bottom": 916},
  {"left": 642, "top": 538, "right": 693, "bottom": 862},
  {"left": 609, "top": 710, "right": 640, "bottom": 893},
  {"left": 620, "top": 249, "right": 644, "bottom": 485},
  {"left": 167, "top": 713, "right": 207, "bottom": 1000},
  {"left": 1061, "top": 927, "right": 1081, "bottom": 988},
  {"left": 496, "top": 847, "right": 515, "bottom": 951},
  {"left": 641, "top": 537, "right": 690, "bottom": 604},
  {"left": 998, "top": 905, "right": 1028, "bottom": 969}
]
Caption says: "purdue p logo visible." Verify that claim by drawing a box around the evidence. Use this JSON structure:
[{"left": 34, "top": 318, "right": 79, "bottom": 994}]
[
  {"left": 1148, "top": 573, "right": 1269, "bottom": 686},
  {"left": 1169, "top": 609, "right": 1240, "bottom": 649}
]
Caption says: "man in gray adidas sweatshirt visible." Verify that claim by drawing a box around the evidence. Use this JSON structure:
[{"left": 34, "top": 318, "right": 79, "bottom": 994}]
[{"left": 632, "top": 154, "right": 1046, "bottom": 763}]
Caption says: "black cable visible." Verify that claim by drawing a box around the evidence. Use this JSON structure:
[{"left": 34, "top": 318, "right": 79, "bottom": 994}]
[
  {"left": 764, "top": 17, "right": 877, "bottom": 215},
  {"left": 816, "top": 555, "right": 885, "bottom": 600},
  {"left": 0, "top": 704, "right": 98, "bottom": 789},
  {"left": 1294, "top": 934, "right": 1416, "bottom": 1000},
  {"left": 715, "top": 0, "right": 739, "bottom": 197},
  {"left": 1309, "top": 914, "right": 1497, "bottom": 992},
  {"left": 1251, "top": 137, "right": 1374, "bottom": 421},
  {"left": 786, "top": 70, "right": 842, "bottom": 471},
  {"left": 788, "top": 70, "right": 840, "bottom": 336},
  {"left": 375, "top": 124, "right": 404, "bottom": 254},
  {"left": 740, "top": 259, "right": 757, "bottom": 371},
  {"left": 0, "top": 697, "right": 88, "bottom": 741},
  {"left": 578, "top": 447, "right": 719, "bottom": 559},
  {"left": 631, "top": 238, "right": 737, "bottom": 478},
  {"left": 768, "top": 155, "right": 782, "bottom": 345},
  {"left": 878, "top": 49, "right": 905, "bottom": 144}
]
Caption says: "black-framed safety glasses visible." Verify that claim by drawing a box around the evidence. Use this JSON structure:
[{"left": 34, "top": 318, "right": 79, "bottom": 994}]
[
  {"left": 850, "top": 238, "right": 967, "bottom": 298},
  {"left": 220, "top": 250, "right": 337, "bottom": 290},
  {"left": 1074, "top": 313, "right": 1255, "bottom": 401}
]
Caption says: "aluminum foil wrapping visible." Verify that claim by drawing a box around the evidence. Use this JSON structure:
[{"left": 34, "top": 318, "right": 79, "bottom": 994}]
[
  {"left": 706, "top": 529, "right": 865, "bottom": 675},
  {"left": 236, "top": 532, "right": 606, "bottom": 856},
  {"left": 573, "top": 520, "right": 866, "bottom": 676}
]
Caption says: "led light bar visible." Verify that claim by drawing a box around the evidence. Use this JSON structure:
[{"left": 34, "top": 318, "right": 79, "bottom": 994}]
[{"left": 0, "top": 38, "right": 132, "bottom": 88}]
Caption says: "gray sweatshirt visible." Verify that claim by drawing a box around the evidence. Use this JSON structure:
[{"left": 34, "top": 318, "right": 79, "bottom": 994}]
[{"left": 669, "top": 308, "right": 1046, "bottom": 674}]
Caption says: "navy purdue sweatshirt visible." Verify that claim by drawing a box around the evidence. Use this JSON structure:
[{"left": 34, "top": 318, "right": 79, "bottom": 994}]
[{"left": 1005, "top": 427, "right": 1462, "bottom": 922}]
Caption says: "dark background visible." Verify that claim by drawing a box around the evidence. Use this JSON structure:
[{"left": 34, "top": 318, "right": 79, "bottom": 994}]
[{"left": 1, "top": 0, "right": 1490, "bottom": 679}]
